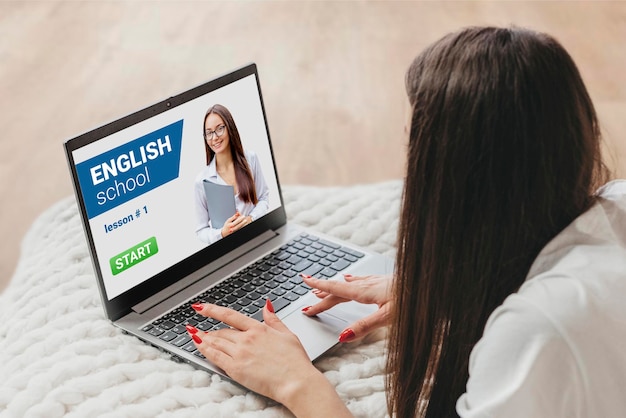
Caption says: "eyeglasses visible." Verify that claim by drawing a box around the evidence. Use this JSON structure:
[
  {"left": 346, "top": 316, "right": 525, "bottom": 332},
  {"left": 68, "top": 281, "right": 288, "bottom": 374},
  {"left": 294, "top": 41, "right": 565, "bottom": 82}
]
[{"left": 205, "top": 124, "right": 226, "bottom": 141}]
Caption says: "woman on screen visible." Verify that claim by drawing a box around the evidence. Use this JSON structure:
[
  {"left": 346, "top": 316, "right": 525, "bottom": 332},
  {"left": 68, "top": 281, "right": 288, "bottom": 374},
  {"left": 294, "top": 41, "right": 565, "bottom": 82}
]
[{"left": 194, "top": 104, "right": 269, "bottom": 244}]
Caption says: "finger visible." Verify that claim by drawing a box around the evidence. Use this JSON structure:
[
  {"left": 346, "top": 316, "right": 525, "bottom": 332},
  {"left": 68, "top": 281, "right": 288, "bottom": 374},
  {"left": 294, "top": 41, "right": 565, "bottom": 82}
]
[
  {"left": 262, "top": 299, "right": 291, "bottom": 333},
  {"left": 230, "top": 216, "right": 247, "bottom": 227},
  {"left": 191, "top": 303, "right": 257, "bottom": 331},
  {"left": 302, "top": 275, "right": 364, "bottom": 301},
  {"left": 343, "top": 273, "right": 366, "bottom": 282},
  {"left": 226, "top": 213, "right": 239, "bottom": 223},
  {"left": 190, "top": 331, "right": 234, "bottom": 370},
  {"left": 339, "top": 304, "right": 391, "bottom": 343},
  {"left": 301, "top": 294, "right": 349, "bottom": 316},
  {"left": 191, "top": 329, "right": 238, "bottom": 356},
  {"left": 311, "top": 288, "right": 330, "bottom": 299}
]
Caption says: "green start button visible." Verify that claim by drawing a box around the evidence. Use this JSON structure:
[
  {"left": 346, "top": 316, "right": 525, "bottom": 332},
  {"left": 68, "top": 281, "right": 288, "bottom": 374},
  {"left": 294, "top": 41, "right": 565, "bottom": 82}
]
[{"left": 110, "top": 236, "right": 159, "bottom": 275}]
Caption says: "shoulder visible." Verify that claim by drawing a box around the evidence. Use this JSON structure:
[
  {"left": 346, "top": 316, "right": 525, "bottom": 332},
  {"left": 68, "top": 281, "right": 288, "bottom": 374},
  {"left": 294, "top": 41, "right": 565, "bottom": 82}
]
[
  {"left": 458, "top": 186, "right": 626, "bottom": 417},
  {"left": 457, "top": 290, "right": 586, "bottom": 417}
]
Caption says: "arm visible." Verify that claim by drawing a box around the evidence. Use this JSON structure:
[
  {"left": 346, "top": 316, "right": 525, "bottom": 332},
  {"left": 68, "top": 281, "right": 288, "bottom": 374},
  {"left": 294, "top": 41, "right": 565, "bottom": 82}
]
[{"left": 189, "top": 301, "right": 353, "bottom": 418}]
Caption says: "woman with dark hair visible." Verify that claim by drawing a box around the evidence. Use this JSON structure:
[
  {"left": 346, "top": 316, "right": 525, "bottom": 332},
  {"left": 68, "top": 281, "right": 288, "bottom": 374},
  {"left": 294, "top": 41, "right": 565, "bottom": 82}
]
[
  {"left": 194, "top": 104, "right": 269, "bottom": 244},
  {"left": 186, "top": 27, "right": 626, "bottom": 417}
]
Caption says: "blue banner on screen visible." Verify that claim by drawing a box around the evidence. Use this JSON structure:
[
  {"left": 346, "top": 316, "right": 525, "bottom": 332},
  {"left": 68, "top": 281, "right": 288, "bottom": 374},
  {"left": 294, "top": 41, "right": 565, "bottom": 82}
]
[{"left": 76, "top": 120, "right": 184, "bottom": 219}]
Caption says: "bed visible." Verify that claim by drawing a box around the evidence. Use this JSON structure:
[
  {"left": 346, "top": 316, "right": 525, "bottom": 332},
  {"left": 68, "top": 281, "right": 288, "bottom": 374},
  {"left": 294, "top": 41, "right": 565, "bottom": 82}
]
[{"left": 0, "top": 181, "right": 401, "bottom": 417}]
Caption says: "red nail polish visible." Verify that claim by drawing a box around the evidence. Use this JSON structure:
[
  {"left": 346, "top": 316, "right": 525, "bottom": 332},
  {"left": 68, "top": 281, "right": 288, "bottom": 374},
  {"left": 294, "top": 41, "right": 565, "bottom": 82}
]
[
  {"left": 339, "top": 329, "right": 355, "bottom": 343},
  {"left": 265, "top": 299, "right": 274, "bottom": 313},
  {"left": 191, "top": 303, "right": 204, "bottom": 312},
  {"left": 186, "top": 325, "right": 198, "bottom": 334},
  {"left": 302, "top": 306, "right": 312, "bottom": 313},
  {"left": 192, "top": 334, "right": 202, "bottom": 344},
  {"left": 344, "top": 274, "right": 352, "bottom": 278}
]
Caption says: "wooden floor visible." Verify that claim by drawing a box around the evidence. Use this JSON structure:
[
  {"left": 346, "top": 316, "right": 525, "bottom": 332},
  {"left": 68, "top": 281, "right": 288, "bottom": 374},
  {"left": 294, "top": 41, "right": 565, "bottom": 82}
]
[{"left": 1, "top": 1, "right": 625, "bottom": 292}]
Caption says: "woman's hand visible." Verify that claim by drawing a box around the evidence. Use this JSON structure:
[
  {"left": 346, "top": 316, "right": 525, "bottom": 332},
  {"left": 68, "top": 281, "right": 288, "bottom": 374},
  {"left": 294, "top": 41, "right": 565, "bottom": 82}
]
[
  {"left": 301, "top": 274, "right": 393, "bottom": 343},
  {"left": 220, "top": 212, "right": 253, "bottom": 237},
  {"left": 189, "top": 301, "right": 352, "bottom": 417}
]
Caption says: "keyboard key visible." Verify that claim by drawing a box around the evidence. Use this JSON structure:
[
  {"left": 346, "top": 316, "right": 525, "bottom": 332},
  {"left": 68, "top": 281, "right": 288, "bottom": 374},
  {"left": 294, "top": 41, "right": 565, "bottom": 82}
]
[
  {"left": 271, "top": 287, "right": 287, "bottom": 297},
  {"left": 172, "top": 335, "right": 191, "bottom": 347},
  {"left": 341, "top": 247, "right": 365, "bottom": 258},
  {"left": 160, "top": 320, "right": 175, "bottom": 330},
  {"left": 182, "top": 341, "right": 197, "bottom": 352},
  {"left": 343, "top": 254, "right": 358, "bottom": 263},
  {"left": 148, "top": 327, "right": 165, "bottom": 337},
  {"left": 287, "top": 254, "right": 303, "bottom": 265},
  {"left": 252, "top": 310, "right": 264, "bottom": 322},
  {"left": 331, "top": 259, "right": 350, "bottom": 271},
  {"left": 292, "top": 286, "right": 308, "bottom": 296},
  {"left": 292, "top": 260, "right": 313, "bottom": 272},
  {"left": 333, "top": 250, "right": 346, "bottom": 258},
  {"left": 301, "top": 263, "right": 324, "bottom": 277},
  {"left": 283, "top": 292, "right": 300, "bottom": 302},
  {"left": 159, "top": 331, "right": 178, "bottom": 342},
  {"left": 320, "top": 267, "right": 338, "bottom": 278},
  {"left": 272, "top": 297, "right": 291, "bottom": 313},
  {"left": 172, "top": 324, "right": 187, "bottom": 334},
  {"left": 243, "top": 305, "right": 260, "bottom": 316},
  {"left": 197, "top": 322, "right": 213, "bottom": 331},
  {"left": 276, "top": 251, "right": 291, "bottom": 261},
  {"left": 319, "top": 239, "right": 341, "bottom": 249}
]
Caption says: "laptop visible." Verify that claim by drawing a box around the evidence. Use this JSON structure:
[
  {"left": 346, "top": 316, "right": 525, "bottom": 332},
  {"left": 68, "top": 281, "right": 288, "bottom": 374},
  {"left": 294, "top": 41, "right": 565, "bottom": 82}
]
[{"left": 64, "top": 63, "right": 394, "bottom": 379}]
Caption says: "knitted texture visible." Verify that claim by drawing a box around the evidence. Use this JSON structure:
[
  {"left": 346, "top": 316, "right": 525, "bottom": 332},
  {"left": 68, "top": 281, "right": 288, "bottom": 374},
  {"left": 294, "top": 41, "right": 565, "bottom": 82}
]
[{"left": 0, "top": 181, "right": 402, "bottom": 418}]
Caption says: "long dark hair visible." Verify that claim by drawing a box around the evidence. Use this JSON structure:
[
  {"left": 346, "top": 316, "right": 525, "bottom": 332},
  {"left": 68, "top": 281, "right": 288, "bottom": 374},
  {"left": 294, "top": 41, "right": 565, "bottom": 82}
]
[
  {"left": 203, "top": 104, "right": 258, "bottom": 205},
  {"left": 387, "top": 27, "right": 610, "bottom": 417}
]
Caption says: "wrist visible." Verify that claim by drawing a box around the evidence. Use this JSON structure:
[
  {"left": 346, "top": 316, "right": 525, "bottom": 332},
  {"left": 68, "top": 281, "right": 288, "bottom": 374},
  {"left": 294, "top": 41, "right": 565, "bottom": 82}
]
[{"left": 279, "top": 367, "right": 351, "bottom": 418}]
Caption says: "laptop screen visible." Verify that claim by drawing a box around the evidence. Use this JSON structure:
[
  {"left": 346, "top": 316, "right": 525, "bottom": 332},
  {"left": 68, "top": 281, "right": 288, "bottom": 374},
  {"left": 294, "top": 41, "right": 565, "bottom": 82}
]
[{"left": 65, "top": 65, "right": 284, "bottom": 311}]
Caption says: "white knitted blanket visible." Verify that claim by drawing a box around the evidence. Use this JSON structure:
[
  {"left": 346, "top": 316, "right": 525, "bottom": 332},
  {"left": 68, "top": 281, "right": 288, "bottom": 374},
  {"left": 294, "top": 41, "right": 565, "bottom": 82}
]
[{"left": 0, "top": 181, "right": 402, "bottom": 418}]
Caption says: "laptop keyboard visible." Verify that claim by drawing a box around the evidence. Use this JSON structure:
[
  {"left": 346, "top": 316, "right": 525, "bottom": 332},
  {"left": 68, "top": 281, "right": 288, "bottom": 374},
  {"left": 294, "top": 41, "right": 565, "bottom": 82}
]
[{"left": 140, "top": 233, "right": 364, "bottom": 359}]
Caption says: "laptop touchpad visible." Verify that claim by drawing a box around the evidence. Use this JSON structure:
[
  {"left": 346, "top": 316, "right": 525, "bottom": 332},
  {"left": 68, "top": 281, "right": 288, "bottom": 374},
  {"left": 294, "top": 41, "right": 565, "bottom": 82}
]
[{"left": 281, "top": 300, "right": 377, "bottom": 360}]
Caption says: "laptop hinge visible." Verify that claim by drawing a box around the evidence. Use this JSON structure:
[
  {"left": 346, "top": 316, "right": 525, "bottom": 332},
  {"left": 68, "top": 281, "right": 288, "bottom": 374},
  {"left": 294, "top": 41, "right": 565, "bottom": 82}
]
[{"left": 131, "top": 229, "right": 278, "bottom": 315}]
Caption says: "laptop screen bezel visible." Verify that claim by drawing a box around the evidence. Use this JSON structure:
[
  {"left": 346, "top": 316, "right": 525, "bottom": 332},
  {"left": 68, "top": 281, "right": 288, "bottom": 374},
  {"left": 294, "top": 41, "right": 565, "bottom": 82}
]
[{"left": 64, "top": 63, "right": 287, "bottom": 321}]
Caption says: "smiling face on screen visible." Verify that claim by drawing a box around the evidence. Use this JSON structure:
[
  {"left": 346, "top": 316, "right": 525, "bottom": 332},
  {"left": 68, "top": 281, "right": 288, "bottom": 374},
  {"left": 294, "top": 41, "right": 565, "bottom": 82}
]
[{"left": 204, "top": 113, "right": 230, "bottom": 155}]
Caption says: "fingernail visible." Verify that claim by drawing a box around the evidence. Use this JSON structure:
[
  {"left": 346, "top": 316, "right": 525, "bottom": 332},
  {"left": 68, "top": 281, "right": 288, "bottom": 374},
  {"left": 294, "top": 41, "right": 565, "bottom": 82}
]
[
  {"left": 265, "top": 298, "right": 274, "bottom": 313},
  {"left": 344, "top": 274, "right": 352, "bottom": 278},
  {"left": 192, "top": 334, "right": 203, "bottom": 344},
  {"left": 339, "top": 329, "right": 355, "bottom": 343},
  {"left": 312, "top": 289, "right": 321, "bottom": 294},
  {"left": 186, "top": 325, "right": 198, "bottom": 334},
  {"left": 300, "top": 273, "right": 311, "bottom": 279},
  {"left": 302, "top": 305, "right": 312, "bottom": 313},
  {"left": 191, "top": 303, "right": 204, "bottom": 312}
]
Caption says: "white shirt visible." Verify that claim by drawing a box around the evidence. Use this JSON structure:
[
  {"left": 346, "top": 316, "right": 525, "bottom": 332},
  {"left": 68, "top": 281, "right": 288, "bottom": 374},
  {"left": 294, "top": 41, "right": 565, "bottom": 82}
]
[
  {"left": 457, "top": 180, "right": 626, "bottom": 418},
  {"left": 194, "top": 150, "right": 269, "bottom": 244}
]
